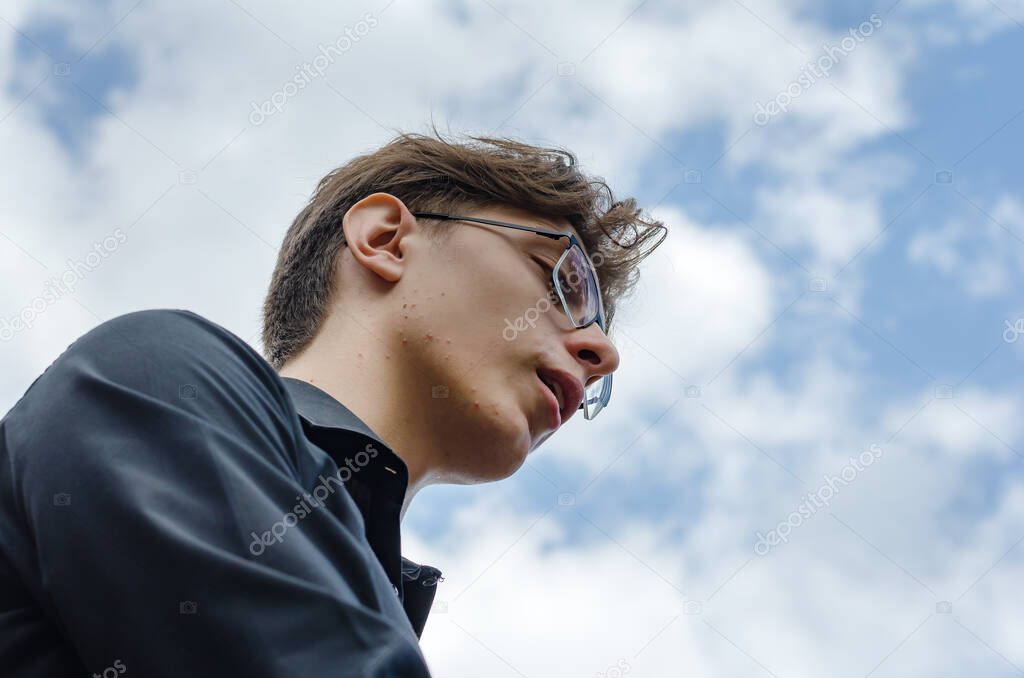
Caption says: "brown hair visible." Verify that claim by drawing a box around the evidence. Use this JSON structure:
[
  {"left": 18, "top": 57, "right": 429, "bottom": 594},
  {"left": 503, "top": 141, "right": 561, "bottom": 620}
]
[{"left": 261, "top": 127, "right": 667, "bottom": 369}]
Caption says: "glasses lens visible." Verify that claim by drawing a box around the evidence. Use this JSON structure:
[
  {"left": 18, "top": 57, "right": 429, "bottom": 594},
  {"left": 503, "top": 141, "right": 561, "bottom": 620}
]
[
  {"left": 556, "top": 246, "right": 601, "bottom": 327},
  {"left": 582, "top": 373, "right": 613, "bottom": 420}
]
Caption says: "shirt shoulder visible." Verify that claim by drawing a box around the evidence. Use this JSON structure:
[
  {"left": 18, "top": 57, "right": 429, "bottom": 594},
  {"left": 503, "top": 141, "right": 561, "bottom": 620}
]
[
  {"left": 3, "top": 308, "right": 307, "bottom": 479},
  {"left": 9, "top": 307, "right": 275, "bottom": 406},
  {"left": 0, "top": 313, "right": 432, "bottom": 675}
]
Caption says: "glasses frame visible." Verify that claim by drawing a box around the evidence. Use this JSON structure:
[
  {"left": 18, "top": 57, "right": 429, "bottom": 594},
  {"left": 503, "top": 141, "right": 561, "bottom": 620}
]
[{"left": 412, "top": 211, "right": 614, "bottom": 419}]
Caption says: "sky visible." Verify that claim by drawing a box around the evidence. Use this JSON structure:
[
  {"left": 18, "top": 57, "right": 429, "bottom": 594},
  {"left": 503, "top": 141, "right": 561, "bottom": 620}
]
[{"left": 2, "top": 0, "right": 1024, "bottom": 675}]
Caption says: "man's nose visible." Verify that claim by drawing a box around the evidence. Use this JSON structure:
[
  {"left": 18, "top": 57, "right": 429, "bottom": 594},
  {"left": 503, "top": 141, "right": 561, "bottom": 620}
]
[{"left": 564, "top": 323, "right": 620, "bottom": 388}]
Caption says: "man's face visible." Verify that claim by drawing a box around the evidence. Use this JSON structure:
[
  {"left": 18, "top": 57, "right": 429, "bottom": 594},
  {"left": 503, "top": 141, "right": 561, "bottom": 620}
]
[{"left": 396, "top": 204, "right": 620, "bottom": 482}]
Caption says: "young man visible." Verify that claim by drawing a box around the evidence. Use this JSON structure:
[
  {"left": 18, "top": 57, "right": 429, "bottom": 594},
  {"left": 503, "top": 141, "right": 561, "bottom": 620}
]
[{"left": 0, "top": 131, "right": 665, "bottom": 676}]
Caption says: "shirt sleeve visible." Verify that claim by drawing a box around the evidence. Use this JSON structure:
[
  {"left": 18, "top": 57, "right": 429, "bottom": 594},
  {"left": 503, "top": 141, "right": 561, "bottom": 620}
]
[{"left": 1, "top": 309, "right": 432, "bottom": 677}]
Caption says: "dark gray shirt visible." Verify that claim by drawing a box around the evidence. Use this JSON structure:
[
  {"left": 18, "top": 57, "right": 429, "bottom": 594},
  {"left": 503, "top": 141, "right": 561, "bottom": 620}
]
[{"left": 0, "top": 309, "right": 439, "bottom": 676}]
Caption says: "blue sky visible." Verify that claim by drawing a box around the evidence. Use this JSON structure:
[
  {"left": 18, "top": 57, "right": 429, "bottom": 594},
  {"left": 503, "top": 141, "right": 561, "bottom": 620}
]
[
  {"left": 7, "top": 10, "right": 139, "bottom": 160},
  {"left": 2, "top": 1, "right": 1023, "bottom": 675}
]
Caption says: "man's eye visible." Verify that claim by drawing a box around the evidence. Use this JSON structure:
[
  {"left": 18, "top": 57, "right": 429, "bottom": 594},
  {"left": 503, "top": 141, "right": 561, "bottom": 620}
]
[{"left": 531, "top": 258, "right": 558, "bottom": 292}]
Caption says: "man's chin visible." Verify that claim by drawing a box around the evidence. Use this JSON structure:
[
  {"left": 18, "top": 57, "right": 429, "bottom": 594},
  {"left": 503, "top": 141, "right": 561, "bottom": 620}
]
[
  {"left": 529, "top": 428, "right": 555, "bottom": 454},
  {"left": 442, "top": 399, "right": 537, "bottom": 480},
  {"left": 455, "top": 450, "right": 527, "bottom": 484},
  {"left": 486, "top": 431, "right": 532, "bottom": 481}
]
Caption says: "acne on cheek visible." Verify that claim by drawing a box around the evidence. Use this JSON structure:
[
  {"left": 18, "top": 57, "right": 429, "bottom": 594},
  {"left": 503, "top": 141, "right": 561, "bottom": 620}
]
[
  {"left": 466, "top": 387, "right": 503, "bottom": 420},
  {"left": 470, "top": 400, "right": 502, "bottom": 420},
  {"left": 399, "top": 300, "right": 446, "bottom": 346}
]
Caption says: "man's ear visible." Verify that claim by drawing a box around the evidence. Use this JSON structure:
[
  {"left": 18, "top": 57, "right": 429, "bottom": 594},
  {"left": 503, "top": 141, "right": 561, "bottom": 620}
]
[{"left": 341, "top": 192, "right": 417, "bottom": 283}]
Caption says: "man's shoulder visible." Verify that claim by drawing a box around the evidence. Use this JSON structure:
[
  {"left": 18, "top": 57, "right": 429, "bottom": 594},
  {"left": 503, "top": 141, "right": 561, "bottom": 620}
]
[
  {"left": 79, "top": 308, "right": 250, "bottom": 358},
  {"left": 1, "top": 308, "right": 317, "bottom": 495},
  {"left": 64, "top": 307, "right": 264, "bottom": 375},
  {"left": 4, "top": 308, "right": 283, "bottom": 428},
  {"left": 20, "top": 308, "right": 250, "bottom": 372}
]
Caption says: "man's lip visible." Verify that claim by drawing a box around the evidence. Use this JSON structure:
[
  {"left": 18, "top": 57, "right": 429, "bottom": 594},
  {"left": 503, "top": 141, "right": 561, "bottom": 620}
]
[
  {"left": 536, "top": 367, "right": 584, "bottom": 426},
  {"left": 536, "top": 372, "right": 561, "bottom": 430}
]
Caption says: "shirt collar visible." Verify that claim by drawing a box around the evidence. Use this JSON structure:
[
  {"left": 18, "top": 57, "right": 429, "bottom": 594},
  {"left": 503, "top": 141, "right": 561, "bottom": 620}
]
[
  {"left": 278, "top": 374, "right": 409, "bottom": 525},
  {"left": 278, "top": 376, "right": 441, "bottom": 638},
  {"left": 281, "top": 376, "right": 396, "bottom": 449}
]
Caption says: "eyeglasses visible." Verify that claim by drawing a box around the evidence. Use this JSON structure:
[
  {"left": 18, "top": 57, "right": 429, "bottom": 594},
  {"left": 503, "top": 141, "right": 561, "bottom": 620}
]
[{"left": 412, "top": 211, "right": 614, "bottom": 420}]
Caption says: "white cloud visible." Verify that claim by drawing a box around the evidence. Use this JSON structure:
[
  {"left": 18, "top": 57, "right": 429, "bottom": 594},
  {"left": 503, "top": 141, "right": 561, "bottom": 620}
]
[
  {"left": 3, "top": 1, "right": 1023, "bottom": 675},
  {"left": 412, "top": 367, "right": 1024, "bottom": 676},
  {"left": 756, "top": 181, "right": 884, "bottom": 271},
  {"left": 908, "top": 194, "right": 1024, "bottom": 297},
  {"left": 882, "top": 385, "right": 1023, "bottom": 461}
]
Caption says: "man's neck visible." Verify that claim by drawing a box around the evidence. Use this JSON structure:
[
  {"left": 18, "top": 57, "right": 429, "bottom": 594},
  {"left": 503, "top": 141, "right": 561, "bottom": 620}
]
[{"left": 276, "top": 313, "right": 440, "bottom": 521}]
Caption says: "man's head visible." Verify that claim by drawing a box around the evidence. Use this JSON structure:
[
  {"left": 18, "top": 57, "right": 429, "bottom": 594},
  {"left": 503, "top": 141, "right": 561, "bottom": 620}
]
[{"left": 263, "top": 129, "right": 665, "bottom": 486}]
